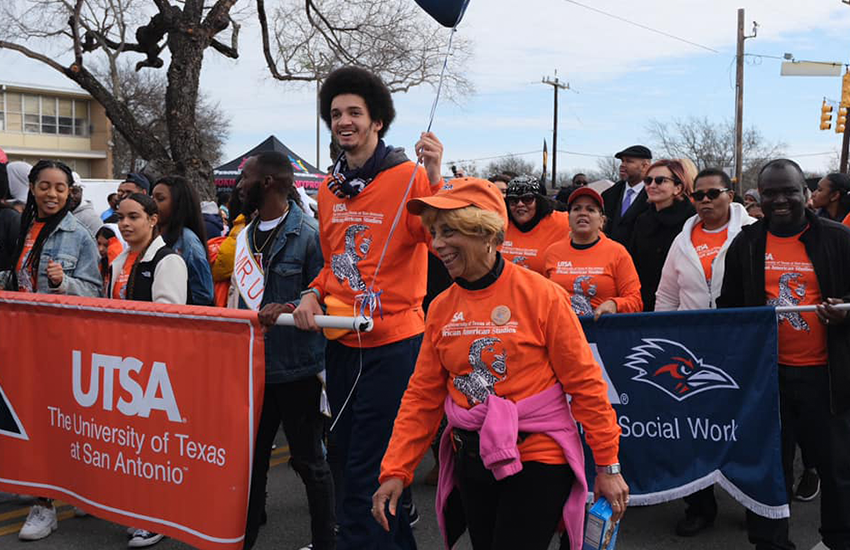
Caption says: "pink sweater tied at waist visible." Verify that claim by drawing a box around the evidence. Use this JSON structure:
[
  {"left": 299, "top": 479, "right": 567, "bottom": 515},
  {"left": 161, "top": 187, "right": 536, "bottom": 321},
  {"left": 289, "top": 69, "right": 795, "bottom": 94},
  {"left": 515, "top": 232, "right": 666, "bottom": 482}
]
[{"left": 435, "top": 383, "right": 588, "bottom": 550}]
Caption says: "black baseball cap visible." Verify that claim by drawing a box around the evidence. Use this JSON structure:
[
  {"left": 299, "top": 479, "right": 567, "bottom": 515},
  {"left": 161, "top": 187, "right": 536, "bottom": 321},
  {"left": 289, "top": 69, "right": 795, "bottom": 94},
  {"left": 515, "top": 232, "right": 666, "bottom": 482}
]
[
  {"left": 123, "top": 172, "right": 151, "bottom": 193},
  {"left": 615, "top": 145, "right": 652, "bottom": 160}
]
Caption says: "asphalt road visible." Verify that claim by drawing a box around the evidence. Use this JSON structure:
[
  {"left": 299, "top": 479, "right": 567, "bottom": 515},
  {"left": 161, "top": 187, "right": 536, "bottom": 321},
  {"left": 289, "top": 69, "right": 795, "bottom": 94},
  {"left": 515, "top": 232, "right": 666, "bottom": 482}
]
[{"left": 0, "top": 436, "right": 824, "bottom": 550}]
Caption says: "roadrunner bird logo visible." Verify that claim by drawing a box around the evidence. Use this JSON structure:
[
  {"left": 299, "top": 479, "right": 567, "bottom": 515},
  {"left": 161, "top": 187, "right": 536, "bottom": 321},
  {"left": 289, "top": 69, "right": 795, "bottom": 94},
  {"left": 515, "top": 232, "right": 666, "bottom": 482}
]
[
  {"left": 331, "top": 225, "right": 372, "bottom": 291},
  {"left": 454, "top": 337, "right": 508, "bottom": 406},
  {"left": 625, "top": 339, "right": 738, "bottom": 401},
  {"left": 768, "top": 272, "right": 809, "bottom": 332},
  {"left": 571, "top": 276, "right": 597, "bottom": 316}
]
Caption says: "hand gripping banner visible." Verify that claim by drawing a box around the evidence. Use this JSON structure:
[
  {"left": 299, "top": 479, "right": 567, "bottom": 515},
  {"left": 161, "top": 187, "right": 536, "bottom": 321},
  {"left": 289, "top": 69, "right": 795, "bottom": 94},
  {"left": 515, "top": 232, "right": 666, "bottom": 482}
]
[
  {"left": 579, "top": 306, "right": 789, "bottom": 519},
  {"left": 0, "top": 291, "right": 265, "bottom": 549}
]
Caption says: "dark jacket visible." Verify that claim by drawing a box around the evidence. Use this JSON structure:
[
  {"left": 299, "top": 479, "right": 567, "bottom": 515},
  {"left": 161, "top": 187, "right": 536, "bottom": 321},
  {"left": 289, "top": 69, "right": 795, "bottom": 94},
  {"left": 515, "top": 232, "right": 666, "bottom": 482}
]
[
  {"left": 602, "top": 180, "right": 650, "bottom": 245},
  {"left": 237, "top": 201, "right": 325, "bottom": 384},
  {"left": 717, "top": 210, "right": 850, "bottom": 414},
  {"left": 0, "top": 207, "right": 20, "bottom": 272},
  {"left": 628, "top": 199, "right": 696, "bottom": 312}
]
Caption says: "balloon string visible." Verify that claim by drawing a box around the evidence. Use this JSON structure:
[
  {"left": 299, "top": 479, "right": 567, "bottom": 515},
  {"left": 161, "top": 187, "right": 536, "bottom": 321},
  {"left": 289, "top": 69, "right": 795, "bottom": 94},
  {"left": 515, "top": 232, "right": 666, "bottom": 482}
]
[{"left": 359, "top": 13, "right": 465, "bottom": 319}]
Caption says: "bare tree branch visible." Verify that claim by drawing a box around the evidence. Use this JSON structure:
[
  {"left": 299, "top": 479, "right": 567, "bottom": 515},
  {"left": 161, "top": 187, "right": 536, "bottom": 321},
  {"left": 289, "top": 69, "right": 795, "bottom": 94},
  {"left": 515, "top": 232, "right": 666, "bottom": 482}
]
[
  {"left": 646, "top": 117, "right": 786, "bottom": 189},
  {"left": 0, "top": 39, "right": 67, "bottom": 72},
  {"left": 257, "top": 0, "right": 316, "bottom": 82},
  {"left": 264, "top": 0, "right": 474, "bottom": 100}
]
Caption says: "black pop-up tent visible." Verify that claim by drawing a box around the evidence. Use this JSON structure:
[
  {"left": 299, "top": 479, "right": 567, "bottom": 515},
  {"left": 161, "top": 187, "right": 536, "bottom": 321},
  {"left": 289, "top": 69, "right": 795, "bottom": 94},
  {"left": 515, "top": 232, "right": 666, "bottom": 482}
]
[{"left": 214, "top": 135, "right": 326, "bottom": 191}]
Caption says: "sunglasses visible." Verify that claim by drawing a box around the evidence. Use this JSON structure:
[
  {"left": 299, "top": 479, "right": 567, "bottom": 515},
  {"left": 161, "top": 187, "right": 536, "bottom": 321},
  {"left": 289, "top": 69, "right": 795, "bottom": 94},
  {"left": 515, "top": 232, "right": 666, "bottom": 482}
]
[
  {"left": 507, "top": 194, "right": 536, "bottom": 206},
  {"left": 643, "top": 176, "right": 680, "bottom": 186},
  {"left": 691, "top": 188, "right": 730, "bottom": 201}
]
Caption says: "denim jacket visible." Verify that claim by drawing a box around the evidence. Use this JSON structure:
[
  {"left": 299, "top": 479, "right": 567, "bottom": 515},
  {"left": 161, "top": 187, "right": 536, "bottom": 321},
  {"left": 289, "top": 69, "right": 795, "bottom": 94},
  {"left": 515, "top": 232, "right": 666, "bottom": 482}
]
[
  {"left": 237, "top": 202, "right": 325, "bottom": 384},
  {"left": 170, "top": 227, "right": 214, "bottom": 306},
  {"left": 1, "top": 212, "right": 102, "bottom": 296}
]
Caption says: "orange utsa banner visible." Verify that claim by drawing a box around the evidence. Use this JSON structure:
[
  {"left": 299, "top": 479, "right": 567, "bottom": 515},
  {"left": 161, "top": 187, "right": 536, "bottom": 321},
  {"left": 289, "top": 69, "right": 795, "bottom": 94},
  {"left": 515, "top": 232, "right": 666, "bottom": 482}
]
[{"left": 0, "top": 291, "right": 265, "bottom": 549}]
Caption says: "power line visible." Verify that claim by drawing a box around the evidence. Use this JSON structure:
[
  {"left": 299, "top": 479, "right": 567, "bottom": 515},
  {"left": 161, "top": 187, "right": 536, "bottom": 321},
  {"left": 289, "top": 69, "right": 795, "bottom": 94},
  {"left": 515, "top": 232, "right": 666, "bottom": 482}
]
[
  {"left": 560, "top": 0, "right": 720, "bottom": 54},
  {"left": 558, "top": 149, "right": 610, "bottom": 158},
  {"left": 444, "top": 150, "right": 542, "bottom": 165}
]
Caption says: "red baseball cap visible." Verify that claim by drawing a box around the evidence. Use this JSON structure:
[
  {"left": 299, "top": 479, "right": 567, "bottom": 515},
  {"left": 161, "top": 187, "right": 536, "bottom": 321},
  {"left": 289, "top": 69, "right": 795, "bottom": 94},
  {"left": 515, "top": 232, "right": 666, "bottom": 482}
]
[
  {"left": 407, "top": 177, "right": 508, "bottom": 227},
  {"left": 568, "top": 186, "right": 604, "bottom": 209}
]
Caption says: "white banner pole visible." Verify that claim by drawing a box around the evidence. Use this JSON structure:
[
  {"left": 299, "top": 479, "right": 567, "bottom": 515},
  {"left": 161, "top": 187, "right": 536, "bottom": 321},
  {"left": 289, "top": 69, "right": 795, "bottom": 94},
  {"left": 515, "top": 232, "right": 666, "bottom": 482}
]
[
  {"left": 273, "top": 313, "right": 374, "bottom": 332},
  {"left": 775, "top": 304, "right": 850, "bottom": 314}
]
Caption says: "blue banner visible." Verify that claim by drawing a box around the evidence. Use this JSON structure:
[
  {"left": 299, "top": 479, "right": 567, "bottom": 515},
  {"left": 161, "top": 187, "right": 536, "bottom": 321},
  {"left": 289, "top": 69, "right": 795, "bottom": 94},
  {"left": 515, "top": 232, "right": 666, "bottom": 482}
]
[{"left": 580, "top": 307, "right": 788, "bottom": 518}]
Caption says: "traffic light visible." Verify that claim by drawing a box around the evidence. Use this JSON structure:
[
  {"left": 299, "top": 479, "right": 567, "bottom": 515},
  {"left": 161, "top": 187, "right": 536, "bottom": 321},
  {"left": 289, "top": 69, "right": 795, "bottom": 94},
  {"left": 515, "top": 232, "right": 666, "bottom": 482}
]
[
  {"left": 821, "top": 101, "right": 833, "bottom": 131},
  {"left": 836, "top": 106, "right": 847, "bottom": 134},
  {"left": 842, "top": 70, "right": 850, "bottom": 107}
]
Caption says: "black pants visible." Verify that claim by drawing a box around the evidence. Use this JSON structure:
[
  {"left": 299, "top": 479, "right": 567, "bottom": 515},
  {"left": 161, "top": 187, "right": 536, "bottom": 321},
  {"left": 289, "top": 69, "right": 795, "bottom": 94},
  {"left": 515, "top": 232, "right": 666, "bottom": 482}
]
[
  {"left": 455, "top": 449, "right": 574, "bottom": 550},
  {"left": 244, "top": 377, "right": 336, "bottom": 550},
  {"left": 326, "top": 336, "right": 420, "bottom": 550},
  {"left": 684, "top": 486, "right": 717, "bottom": 521},
  {"left": 747, "top": 366, "right": 850, "bottom": 550}
]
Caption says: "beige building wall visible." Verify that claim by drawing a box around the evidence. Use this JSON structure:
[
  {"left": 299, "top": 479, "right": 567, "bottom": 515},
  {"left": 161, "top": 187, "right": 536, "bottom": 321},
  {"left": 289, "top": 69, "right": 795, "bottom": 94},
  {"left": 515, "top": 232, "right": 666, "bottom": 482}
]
[{"left": 0, "top": 82, "right": 113, "bottom": 179}]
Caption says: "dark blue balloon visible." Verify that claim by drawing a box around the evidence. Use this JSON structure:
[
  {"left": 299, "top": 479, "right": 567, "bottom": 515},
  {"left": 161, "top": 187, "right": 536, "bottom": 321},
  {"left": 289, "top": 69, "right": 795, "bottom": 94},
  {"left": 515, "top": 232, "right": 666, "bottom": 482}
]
[{"left": 414, "top": 0, "right": 469, "bottom": 28}]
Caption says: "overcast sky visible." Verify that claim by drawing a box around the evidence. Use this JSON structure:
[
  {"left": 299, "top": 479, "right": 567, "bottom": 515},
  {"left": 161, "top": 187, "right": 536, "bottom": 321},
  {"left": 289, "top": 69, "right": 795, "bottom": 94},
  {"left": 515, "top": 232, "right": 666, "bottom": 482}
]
[{"left": 2, "top": 0, "right": 850, "bottom": 177}]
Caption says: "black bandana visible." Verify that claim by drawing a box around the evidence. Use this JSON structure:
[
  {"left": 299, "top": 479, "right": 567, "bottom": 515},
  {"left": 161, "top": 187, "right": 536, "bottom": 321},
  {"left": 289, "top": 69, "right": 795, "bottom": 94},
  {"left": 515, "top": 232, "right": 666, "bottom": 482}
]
[{"left": 327, "top": 140, "right": 391, "bottom": 199}]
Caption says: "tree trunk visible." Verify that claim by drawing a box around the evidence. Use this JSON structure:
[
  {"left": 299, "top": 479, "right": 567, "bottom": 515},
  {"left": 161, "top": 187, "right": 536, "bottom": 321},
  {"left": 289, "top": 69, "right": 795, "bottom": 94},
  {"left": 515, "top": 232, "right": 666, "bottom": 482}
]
[{"left": 164, "top": 11, "right": 215, "bottom": 201}]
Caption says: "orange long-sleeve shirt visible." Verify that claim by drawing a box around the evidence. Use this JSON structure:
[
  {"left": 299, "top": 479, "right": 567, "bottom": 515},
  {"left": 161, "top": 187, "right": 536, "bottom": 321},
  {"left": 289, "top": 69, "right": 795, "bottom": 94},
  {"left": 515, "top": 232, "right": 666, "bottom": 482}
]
[
  {"left": 310, "top": 161, "right": 437, "bottom": 347},
  {"left": 500, "top": 211, "right": 570, "bottom": 274},
  {"left": 543, "top": 234, "right": 643, "bottom": 315},
  {"left": 380, "top": 260, "right": 620, "bottom": 486}
]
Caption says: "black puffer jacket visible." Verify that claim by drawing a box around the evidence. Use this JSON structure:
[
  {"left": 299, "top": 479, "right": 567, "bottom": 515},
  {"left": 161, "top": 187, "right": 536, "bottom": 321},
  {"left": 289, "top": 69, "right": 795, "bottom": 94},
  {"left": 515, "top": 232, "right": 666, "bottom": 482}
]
[
  {"left": 717, "top": 210, "right": 850, "bottom": 414},
  {"left": 628, "top": 198, "right": 695, "bottom": 311}
]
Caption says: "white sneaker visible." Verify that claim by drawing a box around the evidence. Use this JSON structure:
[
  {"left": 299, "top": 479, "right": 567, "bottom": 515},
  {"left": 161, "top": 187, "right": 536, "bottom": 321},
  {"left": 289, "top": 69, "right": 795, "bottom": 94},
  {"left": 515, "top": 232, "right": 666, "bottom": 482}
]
[
  {"left": 298, "top": 544, "right": 313, "bottom": 550},
  {"left": 128, "top": 529, "right": 164, "bottom": 548},
  {"left": 18, "top": 504, "right": 58, "bottom": 540}
]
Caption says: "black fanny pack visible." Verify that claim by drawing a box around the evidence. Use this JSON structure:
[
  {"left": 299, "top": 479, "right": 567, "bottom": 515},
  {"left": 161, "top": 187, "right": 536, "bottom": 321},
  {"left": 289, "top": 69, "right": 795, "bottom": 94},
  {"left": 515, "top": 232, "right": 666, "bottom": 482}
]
[{"left": 451, "top": 428, "right": 531, "bottom": 460}]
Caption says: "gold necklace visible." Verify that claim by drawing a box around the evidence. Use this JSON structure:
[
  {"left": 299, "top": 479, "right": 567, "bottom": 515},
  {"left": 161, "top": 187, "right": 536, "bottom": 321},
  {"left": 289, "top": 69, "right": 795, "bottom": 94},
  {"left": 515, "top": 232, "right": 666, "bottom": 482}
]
[{"left": 251, "top": 208, "right": 288, "bottom": 255}]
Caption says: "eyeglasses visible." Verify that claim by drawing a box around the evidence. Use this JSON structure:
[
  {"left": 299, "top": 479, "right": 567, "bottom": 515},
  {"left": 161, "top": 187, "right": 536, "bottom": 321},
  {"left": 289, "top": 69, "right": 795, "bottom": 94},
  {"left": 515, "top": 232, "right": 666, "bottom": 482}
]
[
  {"left": 691, "top": 188, "right": 730, "bottom": 201},
  {"left": 507, "top": 194, "right": 536, "bottom": 206},
  {"left": 643, "top": 176, "right": 680, "bottom": 186}
]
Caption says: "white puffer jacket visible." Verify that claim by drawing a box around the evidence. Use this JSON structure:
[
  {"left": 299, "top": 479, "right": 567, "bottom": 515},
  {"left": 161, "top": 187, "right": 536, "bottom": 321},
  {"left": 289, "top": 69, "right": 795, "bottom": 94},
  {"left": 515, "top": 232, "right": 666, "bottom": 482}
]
[
  {"left": 655, "top": 202, "right": 755, "bottom": 311},
  {"left": 109, "top": 235, "right": 188, "bottom": 304}
]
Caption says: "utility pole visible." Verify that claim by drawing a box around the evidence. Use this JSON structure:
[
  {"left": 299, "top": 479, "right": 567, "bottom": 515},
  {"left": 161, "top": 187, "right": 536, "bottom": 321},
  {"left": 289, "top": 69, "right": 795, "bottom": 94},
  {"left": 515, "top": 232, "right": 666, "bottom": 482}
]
[
  {"left": 316, "top": 79, "right": 321, "bottom": 169},
  {"left": 841, "top": 121, "right": 849, "bottom": 173},
  {"left": 542, "top": 71, "right": 569, "bottom": 192},
  {"left": 734, "top": 10, "right": 757, "bottom": 195}
]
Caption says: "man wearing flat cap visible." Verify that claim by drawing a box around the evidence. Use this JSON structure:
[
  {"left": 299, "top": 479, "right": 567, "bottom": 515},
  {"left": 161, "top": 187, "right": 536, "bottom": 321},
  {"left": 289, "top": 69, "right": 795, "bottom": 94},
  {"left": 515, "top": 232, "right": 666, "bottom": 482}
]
[{"left": 602, "top": 145, "right": 652, "bottom": 245}]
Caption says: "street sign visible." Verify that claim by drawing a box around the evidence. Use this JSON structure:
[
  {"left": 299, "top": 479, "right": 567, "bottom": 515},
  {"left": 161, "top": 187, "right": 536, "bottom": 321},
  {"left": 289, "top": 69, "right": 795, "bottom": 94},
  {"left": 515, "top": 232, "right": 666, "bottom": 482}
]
[{"left": 781, "top": 61, "right": 842, "bottom": 77}]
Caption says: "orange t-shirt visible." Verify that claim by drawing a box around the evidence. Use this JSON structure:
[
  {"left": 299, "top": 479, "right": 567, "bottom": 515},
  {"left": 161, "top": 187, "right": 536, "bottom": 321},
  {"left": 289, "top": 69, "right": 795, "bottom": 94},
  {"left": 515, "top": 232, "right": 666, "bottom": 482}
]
[
  {"left": 501, "top": 211, "right": 570, "bottom": 275},
  {"left": 16, "top": 221, "right": 46, "bottom": 293},
  {"left": 112, "top": 251, "right": 140, "bottom": 300},
  {"left": 765, "top": 229, "right": 828, "bottom": 366},
  {"left": 843, "top": 211, "right": 850, "bottom": 228},
  {"left": 691, "top": 222, "right": 728, "bottom": 287},
  {"left": 543, "top": 234, "right": 643, "bottom": 315},
  {"left": 379, "top": 261, "right": 620, "bottom": 486},
  {"left": 310, "top": 162, "right": 438, "bottom": 348}
]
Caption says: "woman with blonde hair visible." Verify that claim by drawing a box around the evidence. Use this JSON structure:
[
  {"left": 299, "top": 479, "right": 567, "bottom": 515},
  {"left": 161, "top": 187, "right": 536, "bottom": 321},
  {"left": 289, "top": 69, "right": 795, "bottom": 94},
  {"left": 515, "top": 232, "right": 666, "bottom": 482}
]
[
  {"left": 372, "top": 177, "right": 627, "bottom": 550},
  {"left": 628, "top": 159, "right": 695, "bottom": 311}
]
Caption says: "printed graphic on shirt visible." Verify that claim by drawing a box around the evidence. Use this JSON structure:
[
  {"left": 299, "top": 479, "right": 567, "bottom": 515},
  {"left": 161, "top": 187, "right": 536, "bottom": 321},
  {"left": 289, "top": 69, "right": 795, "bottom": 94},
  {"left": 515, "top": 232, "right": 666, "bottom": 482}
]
[
  {"left": 453, "top": 337, "right": 508, "bottom": 406},
  {"left": 16, "top": 222, "right": 45, "bottom": 293},
  {"left": 331, "top": 224, "right": 372, "bottom": 291},
  {"left": 501, "top": 241, "right": 533, "bottom": 269},
  {"left": 767, "top": 272, "right": 809, "bottom": 332},
  {"left": 571, "top": 276, "right": 597, "bottom": 316}
]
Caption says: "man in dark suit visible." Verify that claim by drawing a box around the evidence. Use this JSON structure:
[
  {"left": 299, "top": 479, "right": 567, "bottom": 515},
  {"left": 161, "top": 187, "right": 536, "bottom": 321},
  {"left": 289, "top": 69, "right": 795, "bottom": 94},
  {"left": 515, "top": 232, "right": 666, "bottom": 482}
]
[{"left": 602, "top": 145, "right": 653, "bottom": 245}]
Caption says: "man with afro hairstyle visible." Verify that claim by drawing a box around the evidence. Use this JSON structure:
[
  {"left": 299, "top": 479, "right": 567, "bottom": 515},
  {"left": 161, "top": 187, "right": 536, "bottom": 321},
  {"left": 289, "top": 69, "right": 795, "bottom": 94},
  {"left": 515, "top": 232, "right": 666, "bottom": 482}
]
[{"left": 294, "top": 66, "right": 444, "bottom": 549}]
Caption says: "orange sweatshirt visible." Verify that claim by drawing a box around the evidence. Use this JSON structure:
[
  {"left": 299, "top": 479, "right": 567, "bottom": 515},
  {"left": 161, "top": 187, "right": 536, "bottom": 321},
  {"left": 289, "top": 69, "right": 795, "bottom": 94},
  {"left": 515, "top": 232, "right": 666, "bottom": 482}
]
[
  {"left": 500, "top": 211, "right": 570, "bottom": 274},
  {"left": 380, "top": 261, "right": 620, "bottom": 486},
  {"left": 310, "top": 161, "right": 437, "bottom": 347},
  {"left": 543, "top": 234, "right": 643, "bottom": 315}
]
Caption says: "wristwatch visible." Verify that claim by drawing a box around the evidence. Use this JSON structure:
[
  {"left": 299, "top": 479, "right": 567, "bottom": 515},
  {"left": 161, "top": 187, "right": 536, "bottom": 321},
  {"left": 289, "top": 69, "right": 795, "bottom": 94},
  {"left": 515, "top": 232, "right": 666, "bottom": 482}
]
[{"left": 596, "top": 463, "right": 621, "bottom": 475}]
